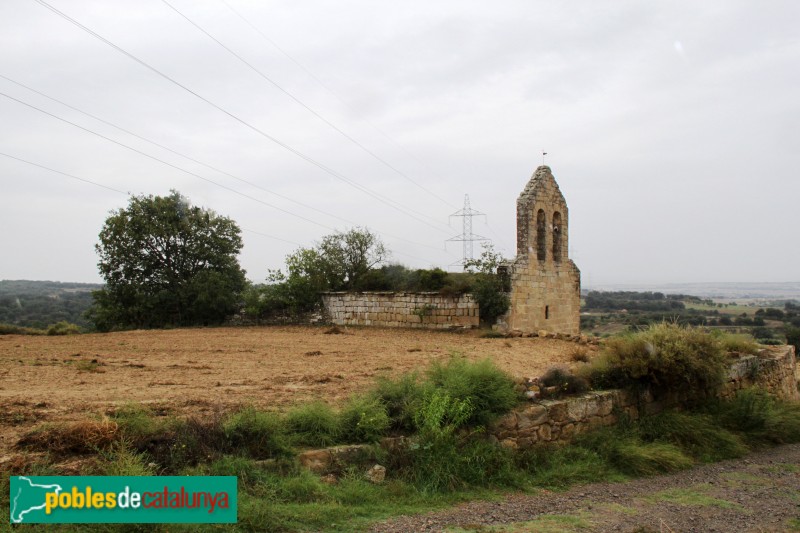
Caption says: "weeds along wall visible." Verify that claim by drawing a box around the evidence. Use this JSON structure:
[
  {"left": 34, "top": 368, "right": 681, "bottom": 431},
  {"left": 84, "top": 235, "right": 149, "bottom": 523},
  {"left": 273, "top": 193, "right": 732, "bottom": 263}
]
[
  {"left": 489, "top": 345, "right": 798, "bottom": 450},
  {"left": 321, "top": 292, "right": 479, "bottom": 329}
]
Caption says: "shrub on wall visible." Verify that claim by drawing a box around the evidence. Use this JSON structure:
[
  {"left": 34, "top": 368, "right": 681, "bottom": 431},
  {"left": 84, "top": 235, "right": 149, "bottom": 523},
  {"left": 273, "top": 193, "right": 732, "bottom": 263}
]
[{"left": 583, "top": 323, "right": 728, "bottom": 397}]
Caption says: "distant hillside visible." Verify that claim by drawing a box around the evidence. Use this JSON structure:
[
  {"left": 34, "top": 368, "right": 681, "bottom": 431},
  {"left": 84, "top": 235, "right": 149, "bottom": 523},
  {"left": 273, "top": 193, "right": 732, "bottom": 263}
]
[
  {"left": 0, "top": 280, "right": 102, "bottom": 328},
  {"left": 586, "top": 282, "right": 800, "bottom": 301}
]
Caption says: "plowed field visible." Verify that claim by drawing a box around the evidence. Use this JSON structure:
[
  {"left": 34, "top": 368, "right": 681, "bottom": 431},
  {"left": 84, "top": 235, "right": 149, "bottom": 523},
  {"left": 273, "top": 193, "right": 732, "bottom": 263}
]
[{"left": 0, "top": 326, "right": 590, "bottom": 456}]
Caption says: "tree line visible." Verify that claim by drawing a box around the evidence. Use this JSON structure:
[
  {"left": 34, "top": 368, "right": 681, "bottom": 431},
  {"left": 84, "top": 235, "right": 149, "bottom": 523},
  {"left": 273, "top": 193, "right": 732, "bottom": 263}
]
[{"left": 82, "top": 191, "right": 509, "bottom": 332}]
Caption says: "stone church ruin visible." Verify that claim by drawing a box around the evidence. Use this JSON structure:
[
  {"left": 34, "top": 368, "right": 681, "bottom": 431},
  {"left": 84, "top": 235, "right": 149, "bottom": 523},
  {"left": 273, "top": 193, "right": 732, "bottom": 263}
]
[
  {"left": 497, "top": 165, "right": 581, "bottom": 335},
  {"left": 322, "top": 165, "right": 581, "bottom": 334}
]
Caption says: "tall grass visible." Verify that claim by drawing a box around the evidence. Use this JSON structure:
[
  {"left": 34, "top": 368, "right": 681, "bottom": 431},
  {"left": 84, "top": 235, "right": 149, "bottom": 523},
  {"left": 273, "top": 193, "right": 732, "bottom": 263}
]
[
  {"left": 285, "top": 401, "right": 340, "bottom": 447},
  {"left": 424, "top": 356, "right": 520, "bottom": 427},
  {"left": 224, "top": 406, "right": 291, "bottom": 458},
  {"left": 712, "top": 388, "right": 800, "bottom": 444}
]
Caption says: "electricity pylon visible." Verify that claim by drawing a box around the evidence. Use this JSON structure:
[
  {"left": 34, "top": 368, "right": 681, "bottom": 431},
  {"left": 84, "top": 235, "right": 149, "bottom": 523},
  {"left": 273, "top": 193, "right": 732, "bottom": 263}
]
[{"left": 447, "top": 194, "right": 489, "bottom": 270}]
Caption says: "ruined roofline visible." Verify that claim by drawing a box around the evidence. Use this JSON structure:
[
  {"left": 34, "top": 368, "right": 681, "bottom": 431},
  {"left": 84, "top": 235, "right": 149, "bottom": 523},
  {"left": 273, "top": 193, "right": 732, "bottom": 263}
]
[{"left": 516, "top": 165, "right": 566, "bottom": 207}]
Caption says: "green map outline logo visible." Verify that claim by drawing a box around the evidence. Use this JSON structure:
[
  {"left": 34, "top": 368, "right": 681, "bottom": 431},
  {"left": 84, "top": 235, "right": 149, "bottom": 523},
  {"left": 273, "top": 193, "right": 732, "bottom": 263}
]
[
  {"left": 10, "top": 476, "right": 64, "bottom": 523},
  {"left": 9, "top": 476, "right": 237, "bottom": 524}
]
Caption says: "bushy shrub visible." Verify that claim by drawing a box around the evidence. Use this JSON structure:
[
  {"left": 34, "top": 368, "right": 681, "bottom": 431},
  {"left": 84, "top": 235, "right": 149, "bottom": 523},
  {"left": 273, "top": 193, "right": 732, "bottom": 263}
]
[
  {"left": 391, "top": 390, "right": 523, "bottom": 493},
  {"left": 584, "top": 323, "right": 727, "bottom": 396},
  {"left": 224, "top": 406, "right": 291, "bottom": 458},
  {"left": 0, "top": 323, "right": 44, "bottom": 335},
  {"left": 538, "top": 366, "right": 590, "bottom": 398},
  {"left": 46, "top": 321, "right": 82, "bottom": 335},
  {"left": 285, "top": 401, "right": 340, "bottom": 447},
  {"left": 470, "top": 275, "right": 510, "bottom": 325},
  {"left": 338, "top": 395, "right": 390, "bottom": 443},
  {"left": 426, "top": 357, "right": 519, "bottom": 427},
  {"left": 94, "top": 441, "right": 155, "bottom": 476},
  {"left": 712, "top": 331, "right": 759, "bottom": 354},
  {"left": 17, "top": 420, "right": 119, "bottom": 456},
  {"left": 372, "top": 372, "right": 426, "bottom": 432}
]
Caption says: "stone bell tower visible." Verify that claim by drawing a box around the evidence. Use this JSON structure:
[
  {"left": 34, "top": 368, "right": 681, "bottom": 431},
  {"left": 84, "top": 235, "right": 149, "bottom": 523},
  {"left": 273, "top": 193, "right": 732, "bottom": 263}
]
[{"left": 501, "top": 166, "right": 581, "bottom": 335}]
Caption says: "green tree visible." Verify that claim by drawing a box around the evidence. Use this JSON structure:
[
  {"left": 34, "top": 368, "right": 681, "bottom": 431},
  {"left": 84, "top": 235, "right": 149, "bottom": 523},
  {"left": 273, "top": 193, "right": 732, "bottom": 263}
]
[
  {"left": 464, "top": 244, "right": 510, "bottom": 325},
  {"left": 88, "top": 191, "right": 246, "bottom": 330},
  {"left": 285, "top": 227, "right": 388, "bottom": 292}
]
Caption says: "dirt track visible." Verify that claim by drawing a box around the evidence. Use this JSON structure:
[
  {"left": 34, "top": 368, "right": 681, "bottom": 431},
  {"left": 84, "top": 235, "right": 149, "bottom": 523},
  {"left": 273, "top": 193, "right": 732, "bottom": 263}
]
[
  {"left": 0, "top": 325, "right": 589, "bottom": 455},
  {"left": 372, "top": 443, "right": 800, "bottom": 532}
]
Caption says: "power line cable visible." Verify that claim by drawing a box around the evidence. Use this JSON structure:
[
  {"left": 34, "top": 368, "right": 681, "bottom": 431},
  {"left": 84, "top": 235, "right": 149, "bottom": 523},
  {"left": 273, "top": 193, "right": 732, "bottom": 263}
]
[
  {"left": 0, "top": 151, "right": 128, "bottom": 195},
  {"left": 0, "top": 74, "right": 450, "bottom": 255},
  {"left": 0, "top": 150, "right": 443, "bottom": 258},
  {"left": 0, "top": 150, "right": 304, "bottom": 246},
  {"left": 0, "top": 73, "right": 356, "bottom": 228},
  {"left": 0, "top": 89, "right": 337, "bottom": 231},
  {"left": 163, "top": 0, "right": 455, "bottom": 218},
  {"left": 219, "top": 0, "right": 458, "bottom": 210},
  {"left": 31, "top": 0, "right": 449, "bottom": 235},
  {"left": 0, "top": 89, "right": 453, "bottom": 257}
]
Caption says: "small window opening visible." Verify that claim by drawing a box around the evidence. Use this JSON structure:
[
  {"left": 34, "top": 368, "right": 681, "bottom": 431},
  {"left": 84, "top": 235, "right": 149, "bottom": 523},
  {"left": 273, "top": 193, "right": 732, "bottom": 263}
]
[{"left": 545, "top": 305, "right": 550, "bottom": 319}]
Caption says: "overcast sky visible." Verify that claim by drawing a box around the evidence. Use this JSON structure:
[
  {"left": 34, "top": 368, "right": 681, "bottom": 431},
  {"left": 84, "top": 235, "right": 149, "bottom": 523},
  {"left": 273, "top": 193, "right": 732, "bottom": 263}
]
[{"left": 1, "top": 0, "right": 798, "bottom": 286}]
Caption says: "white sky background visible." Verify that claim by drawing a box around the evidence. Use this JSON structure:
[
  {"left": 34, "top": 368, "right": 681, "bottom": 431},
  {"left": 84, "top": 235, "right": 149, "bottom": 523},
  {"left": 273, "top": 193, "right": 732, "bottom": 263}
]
[{"left": 0, "top": 0, "right": 798, "bottom": 286}]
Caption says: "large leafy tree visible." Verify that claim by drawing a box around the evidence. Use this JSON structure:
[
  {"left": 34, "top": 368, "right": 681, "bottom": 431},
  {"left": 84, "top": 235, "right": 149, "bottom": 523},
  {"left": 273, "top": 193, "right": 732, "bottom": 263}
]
[
  {"left": 286, "top": 227, "right": 388, "bottom": 292},
  {"left": 89, "top": 191, "right": 246, "bottom": 330}
]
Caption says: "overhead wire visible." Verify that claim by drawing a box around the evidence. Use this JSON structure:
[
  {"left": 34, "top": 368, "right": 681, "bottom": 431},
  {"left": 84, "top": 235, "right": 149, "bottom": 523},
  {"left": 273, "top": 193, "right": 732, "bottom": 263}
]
[
  {"left": 0, "top": 73, "right": 358, "bottom": 228},
  {"left": 31, "top": 0, "right": 450, "bottom": 236},
  {"left": 218, "top": 0, "right": 458, "bottom": 210},
  {"left": 0, "top": 89, "right": 453, "bottom": 257},
  {"left": 0, "top": 151, "right": 128, "bottom": 195},
  {"left": 0, "top": 90, "right": 335, "bottom": 231},
  {"left": 0, "top": 151, "right": 320, "bottom": 247},
  {"left": 0, "top": 150, "right": 437, "bottom": 254},
  {"left": 0, "top": 74, "right": 450, "bottom": 255},
  {"left": 163, "top": 0, "right": 456, "bottom": 219}
]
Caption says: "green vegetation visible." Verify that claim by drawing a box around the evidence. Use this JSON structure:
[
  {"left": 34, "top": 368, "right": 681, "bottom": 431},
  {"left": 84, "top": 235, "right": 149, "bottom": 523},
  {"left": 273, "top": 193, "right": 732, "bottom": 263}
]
[
  {"left": 538, "top": 366, "right": 590, "bottom": 398},
  {"left": 46, "top": 320, "right": 82, "bottom": 335},
  {"left": 0, "top": 279, "right": 98, "bottom": 329},
  {"left": 5, "top": 327, "right": 800, "bottom": 531},
  {"left": 582, "top": 323, "right": 728, "bottom": 397},
  {"left": 647, "top": 486, "right": 743, "bottom": 510},
  {"left": 0, "top": 323, "right": 45, "bottom": 335},
  {"left": 338, "top": 395, "right": 391, "bottom": 443},
  {"left": 88, "top": 191, "right": 247, "bottom": 330},
  {"left": 582, "top": 291, "right": 800, "bottom": 350},
  {"left": 712, "top": 388, "right": 800, "bottom": 444},
  {"left": 463, "top": 244, "right": 510, "bottom": 325},
  {"left": 285, "top": 401, "right": 342, "bottom": 447}
]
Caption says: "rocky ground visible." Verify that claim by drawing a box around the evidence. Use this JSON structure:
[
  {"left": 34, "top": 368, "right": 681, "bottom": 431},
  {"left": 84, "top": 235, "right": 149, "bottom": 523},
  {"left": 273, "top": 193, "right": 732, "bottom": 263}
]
[{"left": 372, "top": 443, "right": 800, "bottom": 532}]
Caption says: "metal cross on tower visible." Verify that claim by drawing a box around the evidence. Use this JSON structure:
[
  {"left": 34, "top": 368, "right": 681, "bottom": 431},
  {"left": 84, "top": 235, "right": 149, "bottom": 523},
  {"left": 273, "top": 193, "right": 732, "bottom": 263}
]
[{"left": 447, "top": 194, "right": 489, "bottom": 269}]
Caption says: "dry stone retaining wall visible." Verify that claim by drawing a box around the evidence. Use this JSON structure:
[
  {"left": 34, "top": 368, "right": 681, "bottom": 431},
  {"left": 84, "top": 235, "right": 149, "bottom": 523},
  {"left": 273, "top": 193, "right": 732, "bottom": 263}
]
[
  {"left": 489, "top": 345, "right": 798, "bottom": 450},
  {"left": 321, "top": 292, "right": 479, "bottom": 329}
]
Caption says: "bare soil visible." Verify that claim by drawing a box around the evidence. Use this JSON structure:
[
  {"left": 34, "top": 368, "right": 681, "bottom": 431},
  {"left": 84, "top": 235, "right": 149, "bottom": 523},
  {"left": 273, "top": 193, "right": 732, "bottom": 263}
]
[
  {"left": 0, "top": 325, "right": 590, "bottom": 456},
  {"left": 372, "top": 443, "right": 800, "bottom": 533}
]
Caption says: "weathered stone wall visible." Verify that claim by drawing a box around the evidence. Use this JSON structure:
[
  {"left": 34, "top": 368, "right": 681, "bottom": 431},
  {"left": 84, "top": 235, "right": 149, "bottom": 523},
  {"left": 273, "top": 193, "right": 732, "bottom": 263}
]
[
  {"left": 489, "top": 346, "right": 798, "bottom": 449},
  {"left": 321, "top": 292, "right": 479, "bottom": 329},
  {"left": 501, "top": 166, "right": 581, "bottom": 335}
]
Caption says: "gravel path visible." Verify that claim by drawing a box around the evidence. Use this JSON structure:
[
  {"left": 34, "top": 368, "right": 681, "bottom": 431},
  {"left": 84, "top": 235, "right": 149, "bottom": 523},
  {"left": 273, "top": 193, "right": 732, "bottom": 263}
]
[{"left": 371, "top": 443, "right": 800, "bottom": 532}]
